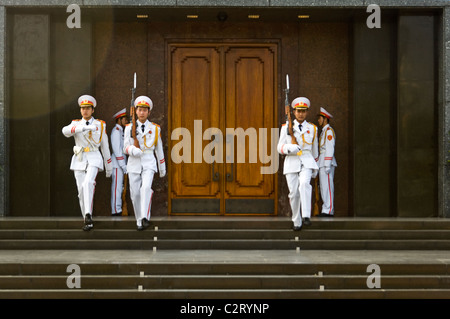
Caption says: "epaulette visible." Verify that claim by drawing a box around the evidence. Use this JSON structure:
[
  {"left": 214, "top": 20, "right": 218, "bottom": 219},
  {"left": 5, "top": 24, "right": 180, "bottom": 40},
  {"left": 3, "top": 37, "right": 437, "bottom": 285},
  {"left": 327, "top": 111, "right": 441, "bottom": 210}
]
[
  {"left": 97, "top": 119, "right": 106, "bottom": 124},
  {"left": 327, "top": 127, "right": 336, "bottom": 136},
  {"left": 152, "top": 122, "right": 160, "bottom": 128},
  {"left": 72, "top": 119, "right": 81, "bottom": 121},
  {"left": 281, "top": 123, "right": 286, "bottom": 127},
  {"left": 308, "top": 122, "right": 317, "bottom": 128},
  {"left": 125, "top": 123, "right": 132, "bottom": 126}
]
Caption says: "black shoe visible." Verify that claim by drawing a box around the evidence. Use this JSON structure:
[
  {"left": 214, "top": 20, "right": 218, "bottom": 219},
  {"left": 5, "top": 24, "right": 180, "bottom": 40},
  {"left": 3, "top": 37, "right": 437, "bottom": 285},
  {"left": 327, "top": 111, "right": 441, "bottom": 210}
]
[
  {"left": 85, "top": 214, "right": 93, "bottom": 225},
  {"left": 82, "top": 224, "right": 93, "bottom": 231},
  {"left": 137, "top": 219, "right": 150, "bottom": 231},
  {"left": 83, "top": 214, "right": 94, "bottom": 230},
  {"left": 142, "top": 218, "right": 150, "bottom": 228},
  {"left": 293, "top": 225, "right": 302, "bottom": 231},
  {"left": 303, "top": 218, "right": 312, "bottom": 226},
  {"left": 317, "top": 213, "right": 333, "bottom": 218}
]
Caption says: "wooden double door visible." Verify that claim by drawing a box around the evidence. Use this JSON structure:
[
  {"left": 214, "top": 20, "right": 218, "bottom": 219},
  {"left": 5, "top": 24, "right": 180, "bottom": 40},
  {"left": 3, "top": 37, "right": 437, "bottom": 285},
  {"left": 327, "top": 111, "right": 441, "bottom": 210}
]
[{"left": 169, "top": 43, "right": 278, "bottom": 215}]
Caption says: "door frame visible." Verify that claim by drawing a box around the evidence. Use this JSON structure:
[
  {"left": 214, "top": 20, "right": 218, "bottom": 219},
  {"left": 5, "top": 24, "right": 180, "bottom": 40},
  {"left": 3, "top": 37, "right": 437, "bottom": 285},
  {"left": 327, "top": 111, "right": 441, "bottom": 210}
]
[{"left": 167, "top": 40, "right": 279, "bottom": 216}]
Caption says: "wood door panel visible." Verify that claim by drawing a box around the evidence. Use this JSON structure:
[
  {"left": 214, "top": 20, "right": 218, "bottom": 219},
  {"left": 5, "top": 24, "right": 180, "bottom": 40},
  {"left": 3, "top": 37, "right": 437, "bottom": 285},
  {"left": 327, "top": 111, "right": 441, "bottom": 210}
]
[
  {"left": 169, "top": 43, "right": 277, "bottom": 215},
  {"left": 224, "top": 46, "right": 276, "bottom": 199},
  {"left": 170, "top": 46, "right": 221, "bottom": 198}
]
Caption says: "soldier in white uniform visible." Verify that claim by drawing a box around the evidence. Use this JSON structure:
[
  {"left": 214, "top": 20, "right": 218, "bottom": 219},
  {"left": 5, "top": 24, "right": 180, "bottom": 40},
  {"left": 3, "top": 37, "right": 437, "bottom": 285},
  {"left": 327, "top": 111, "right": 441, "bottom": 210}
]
[
  {"left": 62, "top": 95, "right": 113, "bottom": 231},
  {"left": 110, "top": 108, "right": 129, "bottom": 216},
  {"left": 123, "top": 96, "right": 166, "bottom": 230},
  {"left": 277, "top": 97, "right": 319, "bottom": 230},
  {"left": 317, "top": 107, "right": 337, "bottom": 217}
]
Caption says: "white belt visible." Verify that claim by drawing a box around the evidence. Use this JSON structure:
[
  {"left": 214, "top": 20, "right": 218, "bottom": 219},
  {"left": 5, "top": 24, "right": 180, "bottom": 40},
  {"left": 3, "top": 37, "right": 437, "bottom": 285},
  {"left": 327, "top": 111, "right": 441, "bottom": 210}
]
[
  {"left": 73, "top": 146, "right": 99, "bottom": 161},
  {"left": 143, "top": 149, "right": 154, "bottom": 154},
  {"left": 82, "top": 147, "right": 98, "bottom": 152}
]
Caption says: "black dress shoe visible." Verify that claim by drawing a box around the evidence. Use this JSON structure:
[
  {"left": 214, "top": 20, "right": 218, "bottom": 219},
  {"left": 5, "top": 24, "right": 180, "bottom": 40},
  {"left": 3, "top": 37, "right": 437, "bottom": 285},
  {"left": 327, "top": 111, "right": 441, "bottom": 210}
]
[
  {"left": 318, "top": 213, "right": 333, "bottom": 217},
  {"left": 83, "top": 214, "right": 93, "bottom": 231},
  {"left": 137, "top": 218, "right": 150, "bottom": 231},
  {"left": 142, "top": 218, "right": 150, "bottom": 228},
  {"left": 303, "top": 218, "right": 312, "bottom": 226},
  {"left": 85, "top": 213, "right": 93, "bottom": 224},
  {"left": 82, "top": 224, "right": 93, "bottom": 231},
  {"left": 293, "top": 225, "right": 302, "bottom": 231}
]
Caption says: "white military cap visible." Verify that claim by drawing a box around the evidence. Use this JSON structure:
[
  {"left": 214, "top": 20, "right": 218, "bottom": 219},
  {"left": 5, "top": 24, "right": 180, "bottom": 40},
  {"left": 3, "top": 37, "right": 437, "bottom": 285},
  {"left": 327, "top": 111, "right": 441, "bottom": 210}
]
[
  {"left": 319, "top": 107, "right": 333, "bottom": 119},
  {"left": 134, "top": 95, "right": 153, "bottom": 110},
  {"left": 291, "top": 97, "right": 310, "bottom": 110},
  {"left": 113, "top": 108, "right": 127, "bottom": 119},
  {"left": 78, "top": 95, "right": 97, "bottom": 108}
]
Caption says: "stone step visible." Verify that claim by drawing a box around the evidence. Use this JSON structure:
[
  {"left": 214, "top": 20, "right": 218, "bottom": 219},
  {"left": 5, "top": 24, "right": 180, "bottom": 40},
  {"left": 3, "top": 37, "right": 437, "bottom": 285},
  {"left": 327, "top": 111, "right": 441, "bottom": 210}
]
[
  {"left": 1, "top": 274, "right": 449, "bottom": 290},
  {"left": 0, "top": 217, "right": 449, "bottom": 250},
  {"left": 0, "top": 254, "right": 448, "bottom": 299},
  {"left": 0, "top": 217, "right": 448, "bottom": 299},
  {"left": 0, "top": 288, "right": 449, "bottom": 299},
  {"left": 0, "top": 217, "right": 449, "bottom": 230},
  {"left": 1, "top": 262, "right": 448, "bottom": 276},
  {"left": 0, "top": 238, "right": 449, "bottom": 250},
  {"left": 1, "top": 229, "right": 449, "bottom": 240}
]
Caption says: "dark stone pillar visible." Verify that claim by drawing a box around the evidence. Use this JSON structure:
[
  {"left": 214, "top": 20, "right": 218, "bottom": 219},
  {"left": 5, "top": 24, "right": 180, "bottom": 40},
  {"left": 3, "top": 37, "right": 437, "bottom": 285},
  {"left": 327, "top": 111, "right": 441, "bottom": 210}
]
[{"left": 353, "top": 15, "right": 396, "bottom": 217}]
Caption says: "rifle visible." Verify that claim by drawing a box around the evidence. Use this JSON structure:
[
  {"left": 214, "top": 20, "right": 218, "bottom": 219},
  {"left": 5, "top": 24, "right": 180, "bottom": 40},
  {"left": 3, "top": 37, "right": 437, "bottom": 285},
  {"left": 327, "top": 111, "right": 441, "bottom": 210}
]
[
  {"left": 121, "top": 174, "right": 128, "bottom": 216},
  {"left": 130, "top": 72, "right": 140, "bottom": 149},
  {"left": 122, "top": 72, "right": 139, "bottom": 217},
  {"left": 313, "top": 177, "right": 320, "bottom": 216},
  {"left": 284, "top": 75, "right": 302, "bottom": 155}
]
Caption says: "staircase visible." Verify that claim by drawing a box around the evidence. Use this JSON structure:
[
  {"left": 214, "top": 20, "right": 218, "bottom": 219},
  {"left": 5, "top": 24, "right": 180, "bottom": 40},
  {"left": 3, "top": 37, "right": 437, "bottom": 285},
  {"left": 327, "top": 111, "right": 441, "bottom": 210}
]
[
  {"left": 1, "top": 217, "right": 449, "bottom": 250},
  {"left": 0, "top": 216, "right": 449, "bottom": 298}
]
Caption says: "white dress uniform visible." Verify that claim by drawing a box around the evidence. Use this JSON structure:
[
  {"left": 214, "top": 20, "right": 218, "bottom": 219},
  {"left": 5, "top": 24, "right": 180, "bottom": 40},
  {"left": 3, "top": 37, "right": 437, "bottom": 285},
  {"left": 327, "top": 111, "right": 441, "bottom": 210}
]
[
  {"left": 123, "top": 96, "right": 166, "bottom": 228},
  {"left": 62, "top": 95, "right": 112, "bottom": 224},
  {"left": 277, "top": 97, "right": 319, "bottom": 228},
  {"left": 110, "top": 108, "right": 128, "bottom": 215},
  {"left": 318, "top": 107, "right": 337, "bottom": 216}
]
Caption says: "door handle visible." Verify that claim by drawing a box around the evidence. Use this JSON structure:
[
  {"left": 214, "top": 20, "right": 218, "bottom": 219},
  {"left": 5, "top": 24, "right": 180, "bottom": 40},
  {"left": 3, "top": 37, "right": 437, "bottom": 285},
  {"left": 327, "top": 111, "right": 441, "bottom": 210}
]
[
  {"left": 225, "top": 133, "right": 234, "bottom": 182},
  {"left": 211, "top": 133, "right": 220, "bottom": 182},
  {"left": 212, "top": 163, "right": 220, "bottom": 182},
  {"left": 226, "top": 163, "right": 234, "bottom": 182}
]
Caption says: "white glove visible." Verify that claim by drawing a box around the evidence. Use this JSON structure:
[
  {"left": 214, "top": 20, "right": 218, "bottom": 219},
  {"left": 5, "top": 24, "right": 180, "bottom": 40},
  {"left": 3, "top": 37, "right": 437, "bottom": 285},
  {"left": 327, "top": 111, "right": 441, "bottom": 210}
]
[
  {"left": 130, "top": 146, "right": 144, "bottom": 157},
  {"left": 106, "top": 169, "right": 112, "bottom": 178},
  {"left": 121, "top": 165, "right": 127, "bottom": 175},
  {"left": 312, "top": 169, "right": 318, "bottom": 179},
  {"left": 73, "top": 146, "right": 83, "bottom": 161},
  {"left": 83, "top": 125, "right": 98, "bottom": 132},
  {"left": 159, "top": 169, "right": 166, "bottom": 178},
  {"left": 325, "top": 167, "right": 331, "bottom": 174},
  {"left": 285, "top": 144, "right": 301, "bottom": 155}
]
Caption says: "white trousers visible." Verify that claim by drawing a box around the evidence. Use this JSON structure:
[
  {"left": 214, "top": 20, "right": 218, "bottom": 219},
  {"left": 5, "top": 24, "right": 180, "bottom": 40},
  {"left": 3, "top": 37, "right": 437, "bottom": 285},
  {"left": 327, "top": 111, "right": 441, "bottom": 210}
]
[
  {"left": 129, "top": 170, "right": 155, "bottom": 226},
  {"left": 319, "top": 166, "right": 335, "bottom": 215},
  {"left": 74, "top": 166, "right": 98, "bottom": 219},
  {"left": 286, "top": 168, "right": 313, "bottom": 227},
  {"left": 111, "top": 168, "right": 125, "bottom": 215}
]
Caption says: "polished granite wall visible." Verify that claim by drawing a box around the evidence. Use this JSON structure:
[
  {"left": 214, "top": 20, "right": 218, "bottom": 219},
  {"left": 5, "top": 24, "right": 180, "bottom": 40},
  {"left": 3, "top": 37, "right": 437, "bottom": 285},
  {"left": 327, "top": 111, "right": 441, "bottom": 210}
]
[{"left": 0, "top": 1, "right": 449, "bottom": 218}]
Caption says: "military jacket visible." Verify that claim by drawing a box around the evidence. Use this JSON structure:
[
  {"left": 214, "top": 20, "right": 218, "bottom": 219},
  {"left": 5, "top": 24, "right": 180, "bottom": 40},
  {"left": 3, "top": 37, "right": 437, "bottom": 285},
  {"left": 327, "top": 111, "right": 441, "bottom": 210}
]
[
  {"left": 123, "top": 120, "right": 165, "bottom": 174},
  {"left": 277, "top": 119, "right": 319, "bottom": 174},
  {"left": 111, "top": 123, "right": 127, "bottom": 169},
  {"left": 318, "top": 124, "right": 337, "bottom": 168},
  {"left": 62, "top": 117, "right": 112, "bottom": 172}
]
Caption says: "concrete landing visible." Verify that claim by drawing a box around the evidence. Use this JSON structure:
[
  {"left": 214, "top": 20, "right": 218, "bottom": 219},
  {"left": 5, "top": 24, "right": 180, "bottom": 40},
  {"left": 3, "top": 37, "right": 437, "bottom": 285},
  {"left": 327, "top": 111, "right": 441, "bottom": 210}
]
[{"left": 0, "top": 249, "right": 449, "bottom": 265}]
